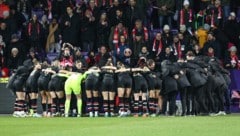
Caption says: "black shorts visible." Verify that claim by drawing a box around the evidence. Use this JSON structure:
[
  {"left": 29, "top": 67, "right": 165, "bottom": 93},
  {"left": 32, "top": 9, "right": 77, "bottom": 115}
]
[
  {"left": 133, "top": 75, "right": 148, "bottom": 93},
  {"left": 154, "top": 77, "right": 162, "bottom": 90},
  {"left": 101, "top": 75, "right": 114, "bottom": 92},
  {"left": 26, "top": 76, "right": 39, "bottom": 93},
  {"left": 117, "top": 75, "right": 132, "bottom": 88},
  {"left": 12, "top": 77, "right": 25, "bottom": 92},
  {"left": 48, "top": 76, "right": 66, "bottom": 92},
  {"left": 38, "top": 76, "right": 51, "bottom": 91},
  {"left": 85, "top": 77, "right": 99, "bottom": 91}
]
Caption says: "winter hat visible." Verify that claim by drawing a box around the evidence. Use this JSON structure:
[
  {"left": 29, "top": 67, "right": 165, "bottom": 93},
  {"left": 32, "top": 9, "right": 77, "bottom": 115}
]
[
  {"left": 203, "top": 24, "right": 210, "bottom": 31},
  {"left": 183, "top": 0, "right": 190, "bottom": 6},
  {"left": 228, "top": 46, "right": 237, "bottom": 52},
  {"left": 230, "top": 12, "right": 236, "bottom": 17},
  {"left": 163, "top": 25, "right": 170, "bottom": 31},
  {"left": 180, "top": 25, "right": 186, "bottom": 32}
]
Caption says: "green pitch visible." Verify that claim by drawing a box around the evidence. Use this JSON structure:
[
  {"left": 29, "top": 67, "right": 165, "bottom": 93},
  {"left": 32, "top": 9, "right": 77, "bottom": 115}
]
[{"left": 0, "top": 115, "right": 240, "bottom": 136}]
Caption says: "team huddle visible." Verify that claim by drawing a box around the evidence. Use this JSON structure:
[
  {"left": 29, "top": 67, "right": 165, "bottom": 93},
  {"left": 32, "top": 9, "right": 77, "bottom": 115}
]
[{"left": 6, "top": 50, "right": 231, "bottom": 118}]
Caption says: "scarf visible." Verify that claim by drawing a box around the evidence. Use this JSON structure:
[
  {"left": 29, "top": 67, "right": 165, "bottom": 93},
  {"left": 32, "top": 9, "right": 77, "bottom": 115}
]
[
  {"left": 152, "top": 39, "right": 163, "bottom": 56},
  {"left": 46, "top": 24, "right": 59, "bottom": 52},
  {"left": 173, "top": 42, "right": 182, "bottom": 59},
  {"left": 113, "top": 27, "right": 128, "bottom": 54},
  {"left": 180, "top": 8, "right": 193, "bottom": 25},
  {"left": 132, "top": 27, "right": 148, "bottom": 41},
  {"left": 217, "top": 6, "right": 222, "bottom": 19},
  {"left": 47, "top": 0, "right": 52, "bottom": 20},
  {"left": 28, "top": 22, "right": 40, "bottom": 36},
  {"left": 211, "top": 9, "right": 215, "bottom": 27}
]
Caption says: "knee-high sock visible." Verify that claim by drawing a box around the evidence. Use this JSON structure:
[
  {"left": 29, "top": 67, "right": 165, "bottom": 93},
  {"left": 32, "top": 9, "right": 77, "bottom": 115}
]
[
  {"left": 77, "top": 99, "right": 83, "bottom": 115},
  {"left": 142, "top": 100, "right": 148, "bottom": 113},
  {"left": 65, "top": 99, "right": 70, "bottom": 115},
  {"left": 110, "top": 100, "right": 115, "bottom": 113},
  {"left": 42, "top": 103, "right": 47, "bottom": 112},
  {"left": 31, "top": 99, "right": 37, "bottom": 113},
  {"left": 86, "top": 98, "right": 92, "bottom": 113},
  {"left": 134, "top": 100, "right": 139, "bottom": 113},
  {"left": 119, "top": 97, "right": 124, "bottom": 112},
  {"left": 149, "top": 98, "right": 155, "bottom": 114},
  {"left": 51, "top": 98, "right": 57, "bottom": 114},
  {"left": 103, "top": 100, "right": 109, "bottom": 113},
  {"left": 93, "top": 97, "right": 99, "bottom": 112},
  {"left": 59, "top": 98, "right": 65, "bottom": 114},
  {"left": 124, "top": 97, "right": 130, "bottom": 112}
]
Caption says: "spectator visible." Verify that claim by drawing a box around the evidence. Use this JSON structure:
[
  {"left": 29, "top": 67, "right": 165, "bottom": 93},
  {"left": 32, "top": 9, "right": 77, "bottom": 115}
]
[
  {"left": 224, "top": 12, "right": 240, "bottom": 49},
  {"left": 108, "top": 0, "right": 122, "bottom": 27},
  {"left": 170, "top": 34, "right": 187, "bottom": 60},
  {"left": 179, "top": 25, "right": 192, "bottom": 48},
  {"left": 109, "top": 21, "right": 128, "bottom": 51},
  {"left": 138, "top": 46, "right": 150, "bottom": 60},
  {"left": 179, "top": 0, "right": 194, "bottom": 29},
  {"left": 7, "top": 48, "right": 23, "bottom": 70},
  {"left": 159, "top": 46, "right": 177, "bottom": 62},
  {"left": 86, "top": 51, "right": 96, "bottom": 68},
  {"left": 40, "top": 15, "right": 49, "bottom": 52},
  {"left": 225, "top": 46, "right": 240, "bottom": 69},
  {"left": 95, "top": 45, "right": 111, "bottom": 67},
  {"left": 8, "top": 34, "right": 24, "bottom": 60},
  {"left": 9, "top": 5, "right": 26, "bottom": 31},
  {"left": 59, "top": 43, "right": 74, "bottom": 68},
  {"left": 110, "top": 8, "right": 127, "bottom": 28},
  {"left": 192, "top": 44, "right": 203, "bottom": 56},
  {"left": 96, "top": 11, "right": 110, "bottom": 49},
  {"left": 132, "top": 19, "right": 149, "bottom": 58},
  {"left": 221, "top": 0, "right": 231, "bottom": 22},
  {"left": 27, "top": 14, "right": 43, "bottom": 53},
  {"left": 0, "top": 22, "right": 11, "bottom": 46},
  {"left": 195, "top": 23, "right": 210, "bottom": 49},
  {"left": 114, "top": 35, "right": 129, "bottom": 62},
  {"left": 73, "top": 47, "right": 87, "bottom": 68},
  {"left": 46, "top": 17, "right": 61, "bottom": 53},
  {"left": 203, "top": 32, "right": 221, "bottom": 59},
  {"left": 161, "top": 24, "right": 173, "bottom": 46},
  {"left": 81, "top": 9, "right": 97, "bottom": 52},
  {"left": 125, "top": 0, "right": 142, "bottom": 30},
  {"left": 151, "top": 32, "right": 166, "bottom": 62},
  {"left": 156, "top": 0, "right": 175, "bottom": 28},
  {"left": 60, "top": 6, "right": 80, "bottom": 47},
  {"left": 27, "top": 48, "right": 40, "bottom": 62}
]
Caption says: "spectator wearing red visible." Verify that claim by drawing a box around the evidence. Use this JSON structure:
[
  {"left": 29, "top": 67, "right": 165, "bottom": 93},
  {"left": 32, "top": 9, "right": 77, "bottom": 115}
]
[
  {"left": 27, "top": 14, "right": 43, "bottom": 53},
  {"left": 59, "top": 43, "right": 74, "bottom": 68},
  {"left": 179, "top": 0, "right": 194, "bottom": 29},
  {"left": 151, "top": 32, "right": 166, "bottom": 62},
  {"left": 170, "top": 34, "right": 187, "bottom": 60},
  {"left": 132, "top": 19, "right": 148, "bottom": 59},
  {"left": 109, "top": 21, "right": 128, "bottom": 51},
  {"left": 225, "top": 46, "right": 240, "bottom": 69}
]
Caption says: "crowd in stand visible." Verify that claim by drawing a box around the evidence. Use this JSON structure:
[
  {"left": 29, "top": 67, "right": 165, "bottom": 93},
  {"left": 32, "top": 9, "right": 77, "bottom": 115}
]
[{"left": 1, "top": 0, "right": 240, "bottom": 117}]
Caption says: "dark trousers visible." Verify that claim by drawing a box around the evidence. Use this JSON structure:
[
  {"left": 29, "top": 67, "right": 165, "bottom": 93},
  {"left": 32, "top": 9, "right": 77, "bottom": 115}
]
[
  {"left": 162, "top": 91, "right": 177, "bottom": 116},
  {"left": 180, "top": 88, "right": 187, "bottom": 115}
]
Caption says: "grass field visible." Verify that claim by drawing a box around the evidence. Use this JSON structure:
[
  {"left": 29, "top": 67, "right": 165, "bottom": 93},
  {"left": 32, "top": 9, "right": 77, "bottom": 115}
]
[{"left": 0, "top": 115, "right": 240, "bottom": 136}]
